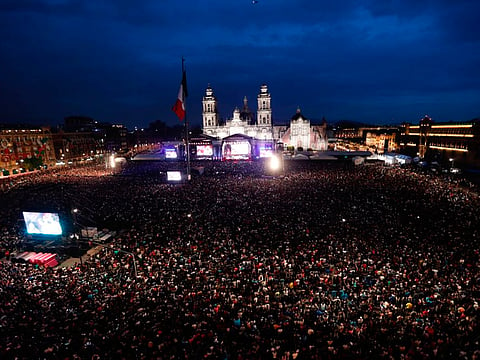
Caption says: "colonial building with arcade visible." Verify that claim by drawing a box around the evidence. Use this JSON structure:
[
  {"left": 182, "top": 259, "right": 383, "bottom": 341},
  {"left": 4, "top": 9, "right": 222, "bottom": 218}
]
[
  {"left": 198, "top": 84, "right": 328, "bottom": 159},
  {"left": 399, "top": 115, "right": 480, "bottom": 169},
  {"left": 0, "top": 127, "right": 56, "bottom": 176}
]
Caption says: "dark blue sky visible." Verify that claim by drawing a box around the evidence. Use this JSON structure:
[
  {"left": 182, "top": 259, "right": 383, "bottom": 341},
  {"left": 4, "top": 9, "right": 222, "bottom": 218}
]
[{"left": 1, "top": 0, "right": 479, "bottom": 130}]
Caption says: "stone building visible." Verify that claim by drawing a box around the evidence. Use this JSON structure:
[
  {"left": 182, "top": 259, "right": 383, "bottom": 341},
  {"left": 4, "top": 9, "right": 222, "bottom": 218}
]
[
  {"left": 0, "top": 127, "right": 55, "bottom": 175},
  {"left": 201, "top": 84, "right": 328, "bottom": 155}
]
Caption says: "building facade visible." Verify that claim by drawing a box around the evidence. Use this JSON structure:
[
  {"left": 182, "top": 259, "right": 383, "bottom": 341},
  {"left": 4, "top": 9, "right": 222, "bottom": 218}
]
[
  {"left": 51, "top": 131, "right": 104, "bottom": 163},
  {"left": 202, "top": 84, "right": 274, "bottom": 141},
  {"left": 201, "top": 84, "right": 328, "bottom": 154},
  {"left": 399, "top": 115, "right": 480, "bottom": 168},
  {"left": 0, "top": 120, "right": 124, "bottom": 177},
  {"left": 0, "top": 128, "right": 56, "bottom": 175},
  {"left": 274, "top": 109, "right": 328, "bottom": 151}
]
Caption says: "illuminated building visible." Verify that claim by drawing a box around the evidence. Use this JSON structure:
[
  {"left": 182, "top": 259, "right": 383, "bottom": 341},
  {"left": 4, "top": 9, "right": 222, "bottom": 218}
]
[
  {"left": 201, "top": 84, "right": 328, "bottom": 156},
  {"left": 399, "top": 115, "right": 480, "bottom": 168},
  {"left": 334, "top": 125, "right": 399, "bottom": 153},
  {"left": 275, "top": 108, "right": 328, "bottom": 151},
  {"left": 51, "top": 131, "right": 103, "bottom": 163},
  {"left": 0, "top": 122, "right": 108, "bottom": 178},
  {"left": 364, "top": 131, "right": 397, "bottom": 154},
  {"left": 0, "top": 127, "right": 55, "bottom": 176},
  {"left": 201, "top": 84, "right": 274, "bottom": 159},
  {"left": 202, "top": 84, "right": 274, "bottom": 141}
]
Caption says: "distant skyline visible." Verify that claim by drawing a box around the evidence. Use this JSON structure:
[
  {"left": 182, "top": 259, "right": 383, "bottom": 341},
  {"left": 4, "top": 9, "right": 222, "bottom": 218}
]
[{"left": 0, "top": 0, "right": 479, "bottom": 130}]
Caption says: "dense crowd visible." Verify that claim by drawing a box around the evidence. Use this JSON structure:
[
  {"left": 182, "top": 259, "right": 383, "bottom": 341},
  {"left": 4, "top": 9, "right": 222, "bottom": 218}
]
[{"left": 0, "top": 159, "right": 479, "bottom": 359}]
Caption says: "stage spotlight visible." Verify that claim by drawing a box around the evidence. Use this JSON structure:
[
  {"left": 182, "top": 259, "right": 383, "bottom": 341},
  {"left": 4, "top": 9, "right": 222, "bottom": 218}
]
[
  {"left": 109, "top": 154, "right": 116, "bottom": 169},
  {"left": 269, "top": 155, "right": 281, "bottom": 172}
]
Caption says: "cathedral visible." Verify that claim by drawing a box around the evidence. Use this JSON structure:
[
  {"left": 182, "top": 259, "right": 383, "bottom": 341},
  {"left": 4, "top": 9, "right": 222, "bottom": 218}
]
[
  {"left": 200, "top": 84, "right": 328, "bottom": 158},
  {"left": 202, "top": 84, "right": 274, "bottom": 141}
]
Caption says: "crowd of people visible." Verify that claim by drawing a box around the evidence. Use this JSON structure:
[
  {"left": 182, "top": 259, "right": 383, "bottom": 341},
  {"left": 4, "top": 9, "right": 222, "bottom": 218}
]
[{"left": 0, "top": 159, "right": 479, "bottom": 359}]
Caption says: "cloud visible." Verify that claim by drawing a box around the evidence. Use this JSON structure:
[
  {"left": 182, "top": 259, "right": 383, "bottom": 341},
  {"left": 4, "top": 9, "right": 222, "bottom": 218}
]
[{"left": 0, "top": 0, "right": 478, "bottom": 128}]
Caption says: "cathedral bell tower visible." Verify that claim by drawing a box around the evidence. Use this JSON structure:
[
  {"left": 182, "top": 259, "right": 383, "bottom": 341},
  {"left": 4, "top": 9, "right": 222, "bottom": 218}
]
[
  {"left": 257, "top": 84, "right": 272, "bottom": 126},
  {"left": 202, "top": 85, "right": 219, "bottom": 129}
]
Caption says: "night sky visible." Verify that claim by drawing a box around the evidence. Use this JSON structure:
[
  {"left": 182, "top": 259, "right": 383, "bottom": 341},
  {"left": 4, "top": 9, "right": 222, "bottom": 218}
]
[{"left": 1, "top": 0, "right": 479, "bottom": 130}]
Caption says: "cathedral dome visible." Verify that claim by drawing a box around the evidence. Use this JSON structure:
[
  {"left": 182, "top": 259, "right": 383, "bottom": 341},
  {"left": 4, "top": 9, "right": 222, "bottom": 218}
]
[
  {"left": 240, "top": 96, "right": 255, "bottom": 124},
  {"left": 291, "top": 107, "right": 307, "bottom": 121}
]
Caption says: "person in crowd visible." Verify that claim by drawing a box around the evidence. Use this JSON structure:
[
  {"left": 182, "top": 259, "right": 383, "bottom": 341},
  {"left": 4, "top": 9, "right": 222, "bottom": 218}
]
[{"left": 0, "top": 159, "right": 478, "bottom": 359}]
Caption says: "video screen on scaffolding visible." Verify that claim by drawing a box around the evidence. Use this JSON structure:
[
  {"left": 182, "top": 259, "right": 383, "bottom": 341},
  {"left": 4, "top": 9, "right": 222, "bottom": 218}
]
[
  {"left": 224, "top": 141, "right": 250, "bottom": 159},
  {"left": 196, "top": 145, "right": 213, "bottom": 157},
  {"left": 167, "top": 171, "right": 182, "bottom": 182},
  {"left": 23, "top": 211, "right": 63, "bottom": 236},
  {"left": 165, "top": 147, "right": 177, "bottom": 159},
  {"left": 259, "top": 144, "right": 273, "bottom": 158}
]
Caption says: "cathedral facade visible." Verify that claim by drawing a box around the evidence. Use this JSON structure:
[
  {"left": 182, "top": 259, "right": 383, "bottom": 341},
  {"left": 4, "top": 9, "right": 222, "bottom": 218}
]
[
  {"left": 200, "top": 84, "right": 328, "bottom": 154},
  {"left": 202, "top": 84, "right": 274, "bottom": 141},
  {"left": 274, "top": 109, "right": 329, "bottom": 151}
]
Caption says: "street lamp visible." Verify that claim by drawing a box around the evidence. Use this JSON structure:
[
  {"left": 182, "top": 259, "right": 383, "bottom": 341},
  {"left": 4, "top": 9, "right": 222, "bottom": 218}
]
[{"left": 71, "top": 208, "right": 82, "bottom": 265}]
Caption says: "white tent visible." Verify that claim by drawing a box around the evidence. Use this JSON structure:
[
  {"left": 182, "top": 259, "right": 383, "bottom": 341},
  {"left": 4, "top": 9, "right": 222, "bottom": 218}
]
[{"left": 384, "top": 153, "right": 412, "bottom": 165}]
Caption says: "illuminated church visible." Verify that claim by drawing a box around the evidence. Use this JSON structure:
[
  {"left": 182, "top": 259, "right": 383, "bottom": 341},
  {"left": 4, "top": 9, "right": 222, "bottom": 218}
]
[
  {"left": 199, "top": 84, "right": 328, "bottom": 159},
  {"left": 274, "top": 108, "right": 328, "bottom": 151},
  {"left": 202, "top": 84, "right": 274, "bottom": 141}
]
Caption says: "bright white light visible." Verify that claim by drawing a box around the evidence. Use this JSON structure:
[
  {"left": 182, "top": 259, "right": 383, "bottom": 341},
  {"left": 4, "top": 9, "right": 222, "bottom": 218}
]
[
  {"left": 269, "top": 155, "right": 281, "bottom": 171},
  {"left": 165, "top": 148, "right": 177, "bottom": 159},
  {"left": 109, "top": 154, "right": 115, "bottom": 168},
  {"left": 167, "top": 171, "right": 182, "bottom": 181}
]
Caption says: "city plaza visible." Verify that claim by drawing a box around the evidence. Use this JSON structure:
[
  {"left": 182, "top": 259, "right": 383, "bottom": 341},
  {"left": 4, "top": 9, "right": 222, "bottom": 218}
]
[{"left": 0, "top": 158, "right": 479, "bottom": 359}]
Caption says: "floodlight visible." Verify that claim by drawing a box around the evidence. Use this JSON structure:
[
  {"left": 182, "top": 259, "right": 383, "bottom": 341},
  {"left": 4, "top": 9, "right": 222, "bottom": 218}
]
[{"left": 269, "top": 155, "right": 281, "bottom": 171}]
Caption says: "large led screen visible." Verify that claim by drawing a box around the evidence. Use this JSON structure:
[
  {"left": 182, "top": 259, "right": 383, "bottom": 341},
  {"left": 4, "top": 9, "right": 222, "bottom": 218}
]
[
  {"left": 231, "top": 142, "right": 250, "bottom": 155},
  {"left": 165, "top": 147, "right": 178, "bottom": 159},
  {"left": 259, "top": 144, "right": 273, "bottom": 158},
  {"left": 167, "top": 171, "right": 182, "bottom": 182},
  {"left": 223, "top": 142, "right": 250, "bottom": 159},
  {"left": 196, "top": 145, "right": 213, "bottom": 157},
  {"left": 23, "top": 212, "right": 63, "bottom": 236}
]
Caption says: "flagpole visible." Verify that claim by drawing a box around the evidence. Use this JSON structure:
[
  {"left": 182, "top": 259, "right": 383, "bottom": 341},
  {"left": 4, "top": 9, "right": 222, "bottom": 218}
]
[{"left": 183, "top": 58, "right": 191, "bottom": 181}]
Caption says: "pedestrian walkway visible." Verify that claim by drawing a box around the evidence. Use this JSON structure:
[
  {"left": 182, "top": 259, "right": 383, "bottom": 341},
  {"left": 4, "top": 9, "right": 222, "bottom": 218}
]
[{"left": 57, "top": 245, "right": 104, "bottom": 268}]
